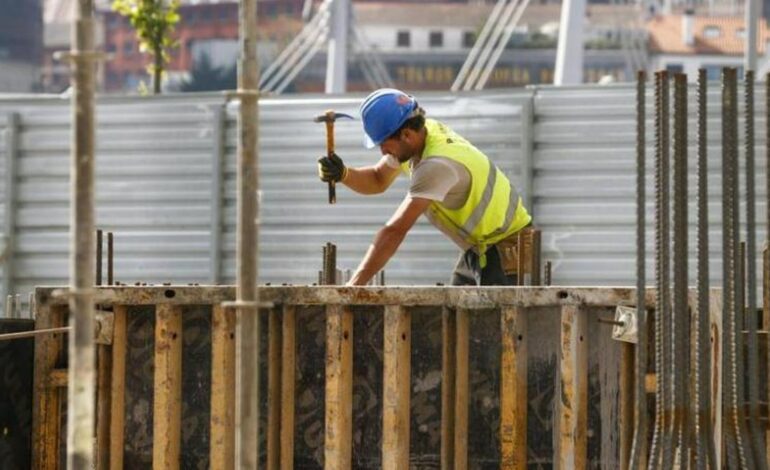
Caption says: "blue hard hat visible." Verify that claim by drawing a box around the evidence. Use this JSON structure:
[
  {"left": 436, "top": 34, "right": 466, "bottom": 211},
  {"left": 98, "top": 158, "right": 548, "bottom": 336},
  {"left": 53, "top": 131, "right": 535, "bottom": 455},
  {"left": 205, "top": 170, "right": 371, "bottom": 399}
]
[{"left": 359, "top": 88, "right": 418, "bottom": 149}]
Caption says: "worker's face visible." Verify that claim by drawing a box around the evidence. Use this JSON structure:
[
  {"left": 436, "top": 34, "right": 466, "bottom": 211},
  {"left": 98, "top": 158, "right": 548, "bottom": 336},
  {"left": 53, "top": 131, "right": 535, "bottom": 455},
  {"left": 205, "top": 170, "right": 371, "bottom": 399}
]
[{"left": 379, "top": 129, "right": 417, "bottom": 163}]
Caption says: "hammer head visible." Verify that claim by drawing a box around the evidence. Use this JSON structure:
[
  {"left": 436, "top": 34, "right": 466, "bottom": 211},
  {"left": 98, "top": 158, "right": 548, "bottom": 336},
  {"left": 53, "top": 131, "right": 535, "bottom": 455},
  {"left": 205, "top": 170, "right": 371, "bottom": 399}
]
[{"left": 313, "top": 110, "right": 354, "bottom": 123}]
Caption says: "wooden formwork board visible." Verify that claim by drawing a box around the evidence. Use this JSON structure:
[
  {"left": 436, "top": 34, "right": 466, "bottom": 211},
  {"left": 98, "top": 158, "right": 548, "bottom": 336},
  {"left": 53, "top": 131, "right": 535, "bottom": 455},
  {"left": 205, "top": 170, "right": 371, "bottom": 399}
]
[{"left": 29, "top": 285, "right": 720, "bottom": 468}]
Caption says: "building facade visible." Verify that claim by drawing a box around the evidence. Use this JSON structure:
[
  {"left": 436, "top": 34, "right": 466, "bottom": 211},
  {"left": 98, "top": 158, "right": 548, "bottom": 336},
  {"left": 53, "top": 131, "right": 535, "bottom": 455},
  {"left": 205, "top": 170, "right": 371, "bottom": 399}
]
[
  {"left": 0, "top": 0, "right": 43, "bottom": 92},
  {"left": 646, "top": 14, "right": 770, "bottom": 79}
]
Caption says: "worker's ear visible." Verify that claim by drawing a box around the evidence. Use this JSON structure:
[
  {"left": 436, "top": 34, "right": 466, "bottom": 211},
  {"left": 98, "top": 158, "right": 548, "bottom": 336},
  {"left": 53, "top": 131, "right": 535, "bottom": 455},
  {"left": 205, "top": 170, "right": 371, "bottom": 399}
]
[{"left": 400, "top": 128, "right": 416, "bottom": 143}]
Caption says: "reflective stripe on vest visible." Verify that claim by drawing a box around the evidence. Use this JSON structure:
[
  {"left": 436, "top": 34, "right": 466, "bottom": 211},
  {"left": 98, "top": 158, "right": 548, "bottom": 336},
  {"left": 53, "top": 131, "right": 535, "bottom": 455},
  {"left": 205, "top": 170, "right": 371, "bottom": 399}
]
[{"left": 412, "top": 119, "right": 530, "bottom": 252}]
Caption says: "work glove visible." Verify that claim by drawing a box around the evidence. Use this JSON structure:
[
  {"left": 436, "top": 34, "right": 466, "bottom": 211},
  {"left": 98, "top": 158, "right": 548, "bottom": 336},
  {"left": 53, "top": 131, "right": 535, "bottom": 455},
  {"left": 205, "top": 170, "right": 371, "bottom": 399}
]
[{"left": 317, "top": 152, "right": 348, "bottom": 183}]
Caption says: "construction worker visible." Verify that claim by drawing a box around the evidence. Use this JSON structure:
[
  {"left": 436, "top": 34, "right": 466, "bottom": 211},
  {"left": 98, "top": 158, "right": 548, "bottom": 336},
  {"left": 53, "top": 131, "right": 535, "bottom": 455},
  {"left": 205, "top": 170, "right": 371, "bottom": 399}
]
[{"left": 318, "top": 88, "right": 532, "bottom": 286}]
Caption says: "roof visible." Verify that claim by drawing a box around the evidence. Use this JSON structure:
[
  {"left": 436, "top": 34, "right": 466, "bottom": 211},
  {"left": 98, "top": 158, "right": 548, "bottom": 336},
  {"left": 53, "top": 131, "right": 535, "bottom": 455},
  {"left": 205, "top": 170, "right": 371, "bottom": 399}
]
[
  {"left": 646, "top": 14, "right": 770, "bottom": 55},
  {"left": 353, "top": 2, "right": 640, "bottom": 29}
]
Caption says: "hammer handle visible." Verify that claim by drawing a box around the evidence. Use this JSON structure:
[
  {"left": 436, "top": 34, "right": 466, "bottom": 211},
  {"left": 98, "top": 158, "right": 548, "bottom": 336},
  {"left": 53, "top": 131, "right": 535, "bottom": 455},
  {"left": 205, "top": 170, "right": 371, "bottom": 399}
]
[{"left": 325, "top": 120, "right": 336, "bottom": 204}]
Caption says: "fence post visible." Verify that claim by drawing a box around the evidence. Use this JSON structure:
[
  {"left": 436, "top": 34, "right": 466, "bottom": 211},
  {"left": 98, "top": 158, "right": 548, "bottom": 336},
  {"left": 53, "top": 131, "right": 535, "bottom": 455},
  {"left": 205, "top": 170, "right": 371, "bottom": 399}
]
[
  {"left": 209, "top": 105, "right": 226, "bottom": 285},
  {"left": 519, "top": 94, "right": 535, "bottom": 215},
  {"left": 2, "top": 112, "right": 19, "bottom": 314}
]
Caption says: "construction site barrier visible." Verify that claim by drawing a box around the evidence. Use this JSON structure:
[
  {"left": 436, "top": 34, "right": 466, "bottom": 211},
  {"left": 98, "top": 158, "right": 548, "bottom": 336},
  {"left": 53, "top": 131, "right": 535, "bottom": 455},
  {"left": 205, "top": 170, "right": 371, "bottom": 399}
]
[{"left": 29, "top": 285, "right": 723, "bottom": 469}]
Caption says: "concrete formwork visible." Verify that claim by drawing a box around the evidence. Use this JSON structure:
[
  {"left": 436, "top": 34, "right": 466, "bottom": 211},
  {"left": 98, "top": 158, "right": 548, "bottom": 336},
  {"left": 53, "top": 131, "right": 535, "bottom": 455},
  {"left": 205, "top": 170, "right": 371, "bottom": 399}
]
[{"left": 28, "top": 285, "right": 725, "bottom": 469}]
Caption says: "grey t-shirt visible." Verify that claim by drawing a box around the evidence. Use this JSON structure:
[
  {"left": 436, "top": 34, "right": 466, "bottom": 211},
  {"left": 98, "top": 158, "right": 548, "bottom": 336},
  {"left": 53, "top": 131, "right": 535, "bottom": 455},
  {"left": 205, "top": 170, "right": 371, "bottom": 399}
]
[
  {"left": 381, "top": 153, "right": 473, "bottom": 249},
  {"left": 381, "top": 153, "right": 471, "bottom": 207}
]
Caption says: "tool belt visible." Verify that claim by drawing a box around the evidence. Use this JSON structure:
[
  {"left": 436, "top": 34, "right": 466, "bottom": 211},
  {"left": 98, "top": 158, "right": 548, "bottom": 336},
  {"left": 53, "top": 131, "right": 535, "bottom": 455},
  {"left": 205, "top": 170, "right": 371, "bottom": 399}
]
[{"left": 496, "top": 226, "right": 537, "bottom": 276}]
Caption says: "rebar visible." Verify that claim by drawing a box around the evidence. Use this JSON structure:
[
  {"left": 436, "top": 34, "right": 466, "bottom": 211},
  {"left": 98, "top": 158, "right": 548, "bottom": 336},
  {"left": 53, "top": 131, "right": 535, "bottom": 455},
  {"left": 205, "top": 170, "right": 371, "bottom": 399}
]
[
  {"left": 107, "top": 232, "right": 113, "bottom": 286},
  {"left": 729, "top": 69, "right": 756, "bottom": 470},
  {"left": 648, "top": 70, "right": 673, "bottom": 469},
  {"left": 659, "top": 70, "right": 675, "bottom": 467},
  {"left": 721, "top": 67, "right": 747, "bottom": 469},
  {"left": 629, "top": 70, "right": 648, "bottom": 470},
  {"left": 544, "top": 261, "right": 552, "bottom": 286},
  {"left": 694, "top": 68, "right": 717, "bottom": 470},
  {"left": 743, "top": 69, "right": 767, "bottom": 469},
  {"left": 671, "top": 73, "right": 689, "bottom": 464},
  {"left": 96, "top": 229, "right": 102, "bottom": 286}
]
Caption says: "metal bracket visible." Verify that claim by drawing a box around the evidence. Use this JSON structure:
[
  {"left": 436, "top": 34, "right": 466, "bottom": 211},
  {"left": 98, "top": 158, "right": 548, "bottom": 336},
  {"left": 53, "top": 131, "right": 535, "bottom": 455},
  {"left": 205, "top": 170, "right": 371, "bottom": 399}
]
[
  {"left": 610, "top": 305, "right": 638, "bottom": 343},
  {"left": 94, "top": 309, "right": 113, "bottom": 345}
]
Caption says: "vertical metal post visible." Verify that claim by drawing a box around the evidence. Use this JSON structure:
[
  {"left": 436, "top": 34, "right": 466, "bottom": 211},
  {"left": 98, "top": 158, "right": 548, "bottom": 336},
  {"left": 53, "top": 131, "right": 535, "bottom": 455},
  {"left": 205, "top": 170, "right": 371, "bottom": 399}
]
[
  {"left": 2, "top": 113, "right": 19, "bottom": 309},
  {"left": 694, "top": 68, "right": 717, "bottom": 470},
  {"left": 671, "top": 73, "right": 689, "bottom": 463},
  {"left": 520, "top": 96, "right": 535, "bottom": 214},
  {"left": 326, "top": 0, "right": 349, "bottom": 93},
  {"left": 210, "top": 105, "right": 226, "bottom": 285},
  {"left": 554, "top": 0, "right": 586, "bottom": 85},
  {"left": 743, "top": 70, "right": 767, "bottom": 469},
  {"left": 235, "top": 0, "right": 260, "bottom": 467},
  {"left": 68, "top": 0, "right": 97, "bottom": 467},
  {"left": 629, "top": 70, "right": 647, "bottom": 470}
]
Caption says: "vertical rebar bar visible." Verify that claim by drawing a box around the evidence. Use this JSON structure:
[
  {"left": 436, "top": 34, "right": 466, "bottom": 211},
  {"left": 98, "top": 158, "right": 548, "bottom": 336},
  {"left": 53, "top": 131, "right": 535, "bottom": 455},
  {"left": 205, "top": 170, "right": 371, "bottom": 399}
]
[
  {"left": 648, "top": 70, "right": 665, "bottom": 470},
  {"left": 722, "top": 67, "right": 748, "bottom": 470},
  {"left": 629, "top": 70, "right": 648, "bottom": 470},
  {"left": 671, "top": 73, "right": 689, "bottom": 465},
  {"left": 67, "top": 0, "right": 97, "bottom": 467},
  {"left": 107, "top": 232, "right": 113, "bottom": 286},
  {"left": 743, "top": 69, "right": 767, "bottom": 469},
  {"left": 729, "top": 69, "right": 756, "bottom": 470},
  {"left": 544, "top": 261, "right": 552, "bottom": 286},
  {"left": 694, "top": 68, "right": 717, "bottom": 470},
  {"left": 96, "top": 229, "right": 102, "bottom": 286},
  {"left": 235, "top": 0, "right": 260, "bottom": 466},
  {"left": 659, "top": 70, "right": 675, "bottom": 467}
]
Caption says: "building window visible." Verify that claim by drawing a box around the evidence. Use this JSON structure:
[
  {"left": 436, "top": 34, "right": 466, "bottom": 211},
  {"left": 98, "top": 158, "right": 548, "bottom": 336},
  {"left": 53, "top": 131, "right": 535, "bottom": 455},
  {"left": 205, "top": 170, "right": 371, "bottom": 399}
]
[
  {"left": 429, "top": 31, "right": 443, "bottom": 48},
  {"left": 665, "top": 63, "right": 683, "bottom": 73},
  {"left": 736, "top": 28, "right": 746, "bottom": 39},
  {"left": 462, "top": 31, "right": 476, "bottom": 48},
  {"left": 123, "top": 41, "right": 134, "bottom": 55},
  {"left": 397, "top": 31, "right": 410, "bottom": 48},
  {"left": 704, "top": 65, "right": 743, "bottom": 80},
  {"left": 703, "top": 26, "right": 721, "bottom": 38}
]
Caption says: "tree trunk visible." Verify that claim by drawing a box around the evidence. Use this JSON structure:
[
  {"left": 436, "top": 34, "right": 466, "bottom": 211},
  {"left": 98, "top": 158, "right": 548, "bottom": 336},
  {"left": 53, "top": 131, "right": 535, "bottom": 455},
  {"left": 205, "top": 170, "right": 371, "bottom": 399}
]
[{"left": 153, "top": 46, "right": 163, "bottom": 94}]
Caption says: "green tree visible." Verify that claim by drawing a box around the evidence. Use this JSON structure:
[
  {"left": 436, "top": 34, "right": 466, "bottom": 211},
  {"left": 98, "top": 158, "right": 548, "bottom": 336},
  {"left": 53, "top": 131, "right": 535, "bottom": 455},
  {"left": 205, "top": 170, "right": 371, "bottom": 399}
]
[
  {"left": 180, "top": 53, "right": 237, "bottom": 92},
  {"left": 112, "top": 0, "right": 181, "bottom": 94}
]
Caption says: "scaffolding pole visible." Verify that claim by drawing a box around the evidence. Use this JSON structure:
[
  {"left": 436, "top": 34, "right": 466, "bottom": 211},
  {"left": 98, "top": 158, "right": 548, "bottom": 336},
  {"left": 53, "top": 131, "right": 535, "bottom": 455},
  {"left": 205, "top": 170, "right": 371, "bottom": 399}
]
[
  {"left": 234, "top": 0, "right": 260, "bottom": 467},
  {"left": 67, "top": 0, "right": 97, "bottom": 467}
]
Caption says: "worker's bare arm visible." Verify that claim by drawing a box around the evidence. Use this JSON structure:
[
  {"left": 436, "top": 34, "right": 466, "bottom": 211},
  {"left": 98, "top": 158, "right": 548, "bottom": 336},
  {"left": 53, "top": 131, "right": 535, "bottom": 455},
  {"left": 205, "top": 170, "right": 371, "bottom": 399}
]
[
  {"left": 348, "top": 196, "right": 432, "bottom": 286},
  {"left": 342, "top": 157, "right": 400, "bottom": 195}
]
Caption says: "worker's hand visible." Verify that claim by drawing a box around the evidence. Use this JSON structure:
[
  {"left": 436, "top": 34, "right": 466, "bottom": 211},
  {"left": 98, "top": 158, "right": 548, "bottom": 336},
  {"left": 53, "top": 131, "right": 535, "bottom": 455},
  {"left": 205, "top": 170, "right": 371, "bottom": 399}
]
[{"left": 318, "top": 152, "right": 348, "bottom": 183}]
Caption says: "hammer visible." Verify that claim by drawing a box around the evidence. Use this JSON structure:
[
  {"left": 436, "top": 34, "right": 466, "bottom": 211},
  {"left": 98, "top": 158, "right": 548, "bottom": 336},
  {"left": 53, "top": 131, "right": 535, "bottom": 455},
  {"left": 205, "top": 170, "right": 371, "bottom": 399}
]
[{"left": 314, "top": 110, "right": 354, "bottom": 204}]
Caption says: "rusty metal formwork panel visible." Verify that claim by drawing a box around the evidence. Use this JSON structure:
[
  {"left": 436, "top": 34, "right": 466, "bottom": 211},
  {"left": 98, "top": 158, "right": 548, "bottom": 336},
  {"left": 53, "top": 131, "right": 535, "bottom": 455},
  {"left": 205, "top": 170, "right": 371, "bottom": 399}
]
[{"left": 29, "top": 285, "right": 716, "bottom": 469}]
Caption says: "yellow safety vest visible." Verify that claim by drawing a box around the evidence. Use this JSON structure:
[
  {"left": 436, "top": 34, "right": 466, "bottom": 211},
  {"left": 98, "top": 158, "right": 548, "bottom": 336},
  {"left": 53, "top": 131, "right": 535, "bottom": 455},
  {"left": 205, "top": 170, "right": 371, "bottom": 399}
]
[{"left": 405, "top": 119, "right": 531, "bottom": 264}]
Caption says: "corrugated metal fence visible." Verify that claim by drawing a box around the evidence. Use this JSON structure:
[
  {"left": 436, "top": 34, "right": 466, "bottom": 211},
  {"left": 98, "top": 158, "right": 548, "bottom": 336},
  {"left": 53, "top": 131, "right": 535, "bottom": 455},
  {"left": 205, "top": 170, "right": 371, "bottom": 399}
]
[{"left": 1, "top": 84, "right": 767, "bottom": 312}]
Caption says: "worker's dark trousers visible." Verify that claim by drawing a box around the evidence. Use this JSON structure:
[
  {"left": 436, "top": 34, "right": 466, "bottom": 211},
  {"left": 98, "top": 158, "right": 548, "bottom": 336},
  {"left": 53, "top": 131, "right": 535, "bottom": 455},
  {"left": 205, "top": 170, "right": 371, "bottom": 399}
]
[{"left": 450, "top": 245, "right": 517, "bottom": 286}]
